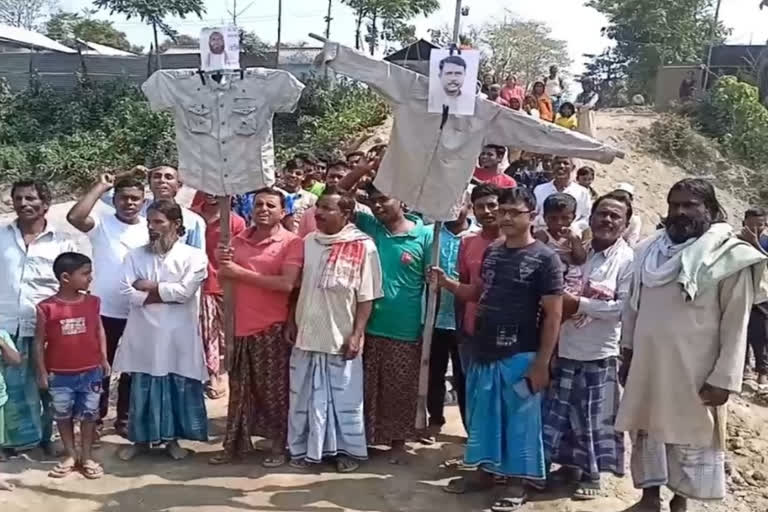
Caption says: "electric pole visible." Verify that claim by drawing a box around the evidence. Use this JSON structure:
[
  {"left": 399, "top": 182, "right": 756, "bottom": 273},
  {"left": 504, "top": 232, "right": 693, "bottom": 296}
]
[
  {"left": 275, "top": 0, "right": 283, "bottom": 68},
  {"left": 703, "top": 0, "right": 723, "bottom": 90},
  {"left": 452, "top": 0, "right": 462, "bottom": 44},
  {"left": 325, "top": 0, "right": 333, "bottom": 39},
  {"left": 228, "top": 0, "right": 256, "bottom": 26}
]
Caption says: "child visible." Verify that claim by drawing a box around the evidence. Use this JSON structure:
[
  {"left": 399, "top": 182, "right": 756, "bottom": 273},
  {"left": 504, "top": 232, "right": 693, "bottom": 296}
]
[
  {"left": 555, "top": 102, "right": 578, "bottom": 130},
  {"left": 576, "top": 166, "right": 599, "bottom": 200},
  {"left": 0, "top": 329, "right": 21, "bottom": 491},
  {"left": 35, "top": 252, "right": 109, "bottom": 480},
  {"left": 534, "top": 193, "right": 588, "bottom": 296}
]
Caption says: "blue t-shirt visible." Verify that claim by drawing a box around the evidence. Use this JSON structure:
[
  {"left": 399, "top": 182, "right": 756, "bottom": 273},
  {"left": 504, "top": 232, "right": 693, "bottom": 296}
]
[{"left": 473, "top": 240, "right": 563, "bottom": 362}]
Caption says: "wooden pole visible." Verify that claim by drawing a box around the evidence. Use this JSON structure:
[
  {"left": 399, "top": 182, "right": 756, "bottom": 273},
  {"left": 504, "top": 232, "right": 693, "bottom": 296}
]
[{"left": 219, "top": 196, "right": 235, "bottom": 372}]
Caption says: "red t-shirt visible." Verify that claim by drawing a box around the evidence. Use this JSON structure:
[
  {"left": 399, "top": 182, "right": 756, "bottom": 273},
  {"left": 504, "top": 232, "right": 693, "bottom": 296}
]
[
  {"left": 37, "top": 295, "right": 102, "bottom": 373},
  {"left": 473, "top": 167, "right": 517, "bottom": 188},
  {"left": 458, "top": 232, "right": 501, "bottom": 336}
]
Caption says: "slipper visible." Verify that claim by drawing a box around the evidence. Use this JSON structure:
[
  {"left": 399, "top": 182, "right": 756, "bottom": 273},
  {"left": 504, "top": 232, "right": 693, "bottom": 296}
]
[
  {"left": 490, "top": 495, "right": 527, "bottom": 512},
  {"left": 81, "top": 460, "right": 105, "bottom": 480},
  {"left": 262, "top": 454, "right": 287, "bottom": 468},
  {"left": 205, "top": 386, "right": 226, "bottom": 400},
  {"left": 443, "top": 475, "right": 496, "bottom": 494},
  {"left": 336, "top": 456, "right": 359, "bottom": 473},
  {"left": 289, "top": 458, "right": 312, "bottom": 470},
  {"left": 572, "top": 481, "right": 601, "bottom": 501},
  {"left": 208, "top": 454, "right": 235, "bottom": 465},
  {"left": 49, "top": 460, "right": 77, "bottom": 479}
]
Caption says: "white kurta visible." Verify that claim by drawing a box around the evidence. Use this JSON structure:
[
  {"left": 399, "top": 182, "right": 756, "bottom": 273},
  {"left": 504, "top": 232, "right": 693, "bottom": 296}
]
[{"left": 114, "top": 242, "right": 208, "bottom": 382}]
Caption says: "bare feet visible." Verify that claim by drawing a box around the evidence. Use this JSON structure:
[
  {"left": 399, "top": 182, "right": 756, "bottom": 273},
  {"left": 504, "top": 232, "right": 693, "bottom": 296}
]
[
  {"left": 118, "top": 443, "right": 148, "bottom": 461},
  {"left": 622, "top": 488, "right": 662, "bottom": 512},
  {"left": 670, "top": 495, "right": 688, "bottom": 512},
  {"left": 166, "top": 440, "right": 189, "bottom": 460},
  {"left": 0, "top": 480, "right": 14, "bottom": 491},
  {"left": 388, "top": 440, "right": 408, "bottom": 465},
  {"left": 208, "top": 453, "right": 235, "bottom": 465}
]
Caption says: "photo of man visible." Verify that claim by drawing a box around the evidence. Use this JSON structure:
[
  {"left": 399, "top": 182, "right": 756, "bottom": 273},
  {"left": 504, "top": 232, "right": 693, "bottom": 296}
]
[
  {"left": 200, "top": 26, "right": 241, "bottom": 72},
  {"left": 428, "top": 49, "right": 480, "bottom": 116}
]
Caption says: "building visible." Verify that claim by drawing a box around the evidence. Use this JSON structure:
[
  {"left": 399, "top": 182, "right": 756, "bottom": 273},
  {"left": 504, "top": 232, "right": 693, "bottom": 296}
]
[
  {"left": 384, "top": 39, "right": 438, "bottom": 75},
  {"left": 0, "top": 23, "right": 76, "bottom": 53},
  {"left": 75, "top": 39, "right": 137, "bottom": 57}
]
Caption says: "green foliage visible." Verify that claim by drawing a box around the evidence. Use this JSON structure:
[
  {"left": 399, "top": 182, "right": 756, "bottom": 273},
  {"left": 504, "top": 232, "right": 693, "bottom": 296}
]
[
  {"left": 92, "top": 0, "right": 205, "bottom": 38},
  {"left": 0, "top": 75, "right": 388, "bottom": 193},
  {"left": 274, "top": 76, "right": 389, "bottom": 161},
  {"left": 342, "top": 0, "right": 439, "bottom": 55},
  {"left": 695, "top": 76, "right": 768, "bottom": 169},
  {"left": 240, "top": 30, "right": 269, "bottom": 56},
  {"left": 586, "top": 0, "right": 729, "bottom": 98},
  {"left": 45, "top": 10, "right": 144, "bottom": 54}
]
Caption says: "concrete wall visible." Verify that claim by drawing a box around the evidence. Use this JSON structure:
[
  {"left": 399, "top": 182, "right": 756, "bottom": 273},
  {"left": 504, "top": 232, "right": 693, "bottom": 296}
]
[{"left": 655, "top": 66, "right": 703, "bottom": 110}]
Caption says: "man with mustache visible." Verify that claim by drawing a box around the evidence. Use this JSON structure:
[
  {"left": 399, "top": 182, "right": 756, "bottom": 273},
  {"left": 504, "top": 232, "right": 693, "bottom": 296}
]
[
  {"left": 616, "top": 179, "right": 767, "bottom": 512},
  {"left": 113, "top": 200, "right": 208, "bottom": 461},
  {"left": 68, "top": 174, "right": 148, "bottom": 437}
]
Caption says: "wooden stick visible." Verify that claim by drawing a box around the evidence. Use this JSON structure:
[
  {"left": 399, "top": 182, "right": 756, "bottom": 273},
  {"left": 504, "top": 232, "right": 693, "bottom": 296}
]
[
  {"left": 415, "top": 221, "right": 442, "bottom": 430},
  {"left": 218, "top": 196, "right": 235, "bottom": 372}
]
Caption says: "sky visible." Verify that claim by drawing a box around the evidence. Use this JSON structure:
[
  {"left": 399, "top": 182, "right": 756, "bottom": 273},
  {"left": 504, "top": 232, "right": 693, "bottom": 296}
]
[{"left": 59, "top": 0, "right": 768, "bottom": 72}]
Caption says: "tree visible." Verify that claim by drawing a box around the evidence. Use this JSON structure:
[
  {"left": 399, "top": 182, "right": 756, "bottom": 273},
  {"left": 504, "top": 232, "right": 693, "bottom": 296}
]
[
  {"left": 477, "top": 15, "right": 571, "bottom": 86},
  {"left": 341, "top": 0, "right": 439, "bottom": 55},
  {"left": 46, "top": 10, "right": 143, "bottom": 53},
  {"left": 159, "top": 33, "right": 197, "bottom": 52},
  {"left": 587, "top": 0, "right": 730, "bottom": 97},
  {"left": 0, "top": 0, "right": 57, "bottom": 29},
  {"left": 239, "top": 30, "right": 268, "bottom": 56},
  {"left": 92, "top": 0, "right": 205, "bottom": 67},
  {"left": 428, "top": 22, "right": 479, "bottom": 48}
]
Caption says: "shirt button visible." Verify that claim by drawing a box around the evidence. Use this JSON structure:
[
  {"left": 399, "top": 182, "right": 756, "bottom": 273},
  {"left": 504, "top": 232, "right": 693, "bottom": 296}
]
[
  {"left": 222, "top": 140, "right": 227, "bottom": 145},
  {"left": 224, "top": 173, "right": 229, "bottom": 178},
  {"left": 221, "top": 121, "right": 225, "bottom": 126},
  {"left": 220, "top": 104, "right": 225, "bottom": 108},
  {"left": 223, "top": 158, "right": 228, "bottom": 162}
]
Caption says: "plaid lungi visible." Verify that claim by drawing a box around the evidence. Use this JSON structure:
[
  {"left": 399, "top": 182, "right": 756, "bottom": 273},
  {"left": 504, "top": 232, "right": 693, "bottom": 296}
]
[
  {"left": 200, "top": 294, "right": 225, "bottom": 376},
  {"left": 542, "top": 357, "right": 625, "bottom": 480}
]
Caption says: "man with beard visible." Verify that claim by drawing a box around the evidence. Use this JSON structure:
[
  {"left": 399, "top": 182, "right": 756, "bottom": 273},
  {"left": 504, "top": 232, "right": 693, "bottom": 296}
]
[
  {"left": 617, "top": 179, "right": 767, "bottom": 512},
  {"left": 206, "top": 30, "right": 233, "bottom": 70},
  {"left": 285, "top": 189, "right": 382, "bottom": 473},
  {"left": 542, "top": 192, "right": 634, "bottom": 501},
  {"left": 472, "top": 145, "right": 517, "bottom": 188},
  {"left": 533, "top": 156, "right": 593, "bottom": 227},
  {"left": 113, "top": 200, "right": 208, "bottom": 461},
  {"left": 0, "top": 181, "right": 77, "bottom": 453},
  {"left": 68, "top": 174, "right": 148, "bottom": 436}
]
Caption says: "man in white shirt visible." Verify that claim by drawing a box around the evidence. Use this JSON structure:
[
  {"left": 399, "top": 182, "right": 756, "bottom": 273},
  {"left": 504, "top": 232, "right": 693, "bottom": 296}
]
[
  {"left": 285, "top": 190, "right": 382, "bottom": 473},
  {"left": 542, "top": 192, "right": 634, "bottom": 500},
  {"left": 67, "top": 174, "right": 148, "bottom": 436},
  {"left": 533, "top": 157, "right": 593, "bottom": 227},
  {"left": 0, "top": 180, "right": 77, "bottom": 452}
]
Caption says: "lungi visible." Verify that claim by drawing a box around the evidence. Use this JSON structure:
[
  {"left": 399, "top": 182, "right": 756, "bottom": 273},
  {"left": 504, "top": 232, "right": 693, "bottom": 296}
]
[
  {"left": 464, "top": 352, "right": 546, "bottom": 481},
  {"left": 1, "top": 335, "right": 43, "bottom": 448},
  {"left": 200, "top": 294, "right": 225, "bottom": 376},
  {"left": 630, "top": 431, "right": 726, "bottom": 500},
  {"left": 127, "top": 372, "right": 208, "bottom": 444},
  {"left": 223, "top": 324, "right": 291, "bottom": 457},
  {"left": 288, "top": 348, "right": 367, "bottom": 462},
  {"left": 363, "top": 336, "right": 421, "bottom": 446},
  {"left": 543, "top": 357, "right": 625, "bottom": 480}
]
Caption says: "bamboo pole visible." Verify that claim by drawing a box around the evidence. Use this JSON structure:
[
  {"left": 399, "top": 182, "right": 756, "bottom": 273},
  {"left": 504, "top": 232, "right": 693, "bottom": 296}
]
[{"left": 219, "top": 196, "right": 235, "bottom": 372}]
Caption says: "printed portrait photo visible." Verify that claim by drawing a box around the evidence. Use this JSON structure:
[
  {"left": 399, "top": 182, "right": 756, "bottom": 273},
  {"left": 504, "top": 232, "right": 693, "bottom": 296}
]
[
  {"left": 427, "top": 49, "right": 480, "bottom": 116},
  {"left": 200, "top": 26, "right": 241, "bottom": 72}
]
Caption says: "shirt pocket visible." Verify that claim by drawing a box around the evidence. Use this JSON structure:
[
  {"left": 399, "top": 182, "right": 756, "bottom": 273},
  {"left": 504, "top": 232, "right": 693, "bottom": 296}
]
[
  {"left": 185, "top": 104, "right": 212, "bottom": 134},
  {"left": 231, "top": 97, "right": 261, "bottom": 136}
]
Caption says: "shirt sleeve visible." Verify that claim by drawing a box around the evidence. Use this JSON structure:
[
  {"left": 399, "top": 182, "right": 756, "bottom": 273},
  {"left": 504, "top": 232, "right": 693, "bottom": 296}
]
[
  {"left": 282, "top": 236, "right": 305, "bottom": 268},
  {"left": 120, "top": 252, "right": 149, "bottom": 307},
  {"left": 141, "top": 71, "right": 177, "bottom": 112},
  {"left": 485, "top": 106, "right": 621, "bottom": 164},
  {"left": 354, "top": 210, "right": 379, "bottom": 237},
  {"left": 157, "top": 250, "right": 208, "bottom": 304},
  {"left": 318, "top": 42, "right": 420, "bottom": 105},
  {"left": 0, "top": 329, "right": 17, "bottom": 353},
  {"left": 357, "top": 243, "right": 384, "bottom": 302},
  {"left": 577, "top": 254, "right": 634, "bottom": 320},
  {"left": 184, "top": 213, "right": 206, "bottom": 251},
  {"left": 270, "top": 70, "right": 306, "bottom": 113},
  {"left": 707, "top": 267, "right": 754, "bottom": 392},
  {"left": 539, "top": 250, "right": 565, "bottom": 296}
]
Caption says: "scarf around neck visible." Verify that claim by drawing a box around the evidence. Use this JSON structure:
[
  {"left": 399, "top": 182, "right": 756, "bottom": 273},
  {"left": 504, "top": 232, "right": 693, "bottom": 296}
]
[{"left": 315, "top": 224, "right": 370, "bottom": 290}]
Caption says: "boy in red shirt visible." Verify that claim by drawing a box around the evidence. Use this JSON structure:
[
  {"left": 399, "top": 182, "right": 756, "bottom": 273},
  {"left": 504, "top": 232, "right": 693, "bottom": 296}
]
[{"left": 35, "top": 252, "right": 109, "bottom": 480}]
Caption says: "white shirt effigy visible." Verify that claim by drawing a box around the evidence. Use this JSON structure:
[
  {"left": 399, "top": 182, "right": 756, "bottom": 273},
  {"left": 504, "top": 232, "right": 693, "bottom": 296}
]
[
  {"left": 318, "top": 41, "right": 622, "bottom": 221},
  {"left": 142, "top": 68, "right": 305, "bottom": 196},
  {"left": 0, "top": 222, "right": 79, "bottom": 337},
  {"left": 113, "top": 242, "right": 208, "bottom": 381}
]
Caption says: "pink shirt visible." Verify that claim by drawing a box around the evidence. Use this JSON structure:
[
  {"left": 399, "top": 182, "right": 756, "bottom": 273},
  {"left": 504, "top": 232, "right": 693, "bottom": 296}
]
[
  {"left": 297, "top": 205, "right": 318, "bottom": 238},
  {"left": 457, "top": 231, "right": 500, "bottom": 336},
  {"left": 500, "top": 84, "right": 525, "bottom": 103},
  {"left": 473, "top": 167, "right": 517, "bottom": 188},
  {"left": 232, "top": 226, "right": 304, "bottom": 336}
]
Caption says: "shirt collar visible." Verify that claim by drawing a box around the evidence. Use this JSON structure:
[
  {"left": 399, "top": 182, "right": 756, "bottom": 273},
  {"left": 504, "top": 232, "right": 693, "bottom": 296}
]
[
  {"left": 441, "top": 218, "right": 474, "bottom": 239},
  {"left": 243, "top": 225, "right": 291, "bottom": 246},
  {"left": 9, "top": 219, "right": 55, "bottom": 240},
  {"left": 590, "top": 236, "right": 627, "bottom": 260}
]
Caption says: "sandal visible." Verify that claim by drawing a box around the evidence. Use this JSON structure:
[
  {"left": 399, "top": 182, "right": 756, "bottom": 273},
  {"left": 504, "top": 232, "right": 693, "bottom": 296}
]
[
  {"left": 205, "top": 386, "right": 226, "bottom": 400},
  {"left": 81, "top": 460, "right": 105, "bottom": 480},
  {"left": 336, "top": 456, "right": 359, "bottom": 473},
  {"left": 443, "top": 475, "right": 496, "bottom": 494},
  {"left": 208, "top": 453, "right": 235, "bottom": 465},
  {"left": 262, "top": 454, "right": 287, "bottom": 468},
  {"left": 49, "top": 458, "right": 77, "bottom": 479},
  {"left": 490, "top": 495, "right": 528, "bottom": 512},
  {"left": 572, "top": 480, "right": 601, "bottom": 501},
  {"left": 289, "top": 458, "right": 312, "bottom": 470}
]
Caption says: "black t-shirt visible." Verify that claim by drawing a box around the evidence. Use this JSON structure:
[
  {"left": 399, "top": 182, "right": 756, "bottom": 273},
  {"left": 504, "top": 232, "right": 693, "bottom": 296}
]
[{"left": 472, "top": 240, "right": 564, "bottom": 362}]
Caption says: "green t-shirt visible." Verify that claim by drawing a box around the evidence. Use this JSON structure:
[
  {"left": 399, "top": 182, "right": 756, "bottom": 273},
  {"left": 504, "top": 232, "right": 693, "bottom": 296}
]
[
  {"left": 356, "top": 212, "right": 434, "bottom": 342},
  {"left": 306, "top": 182, "right": 326, "bottom": 198},
  {"left": 0, "top": 330, "right": 17, "bottom": 409}
]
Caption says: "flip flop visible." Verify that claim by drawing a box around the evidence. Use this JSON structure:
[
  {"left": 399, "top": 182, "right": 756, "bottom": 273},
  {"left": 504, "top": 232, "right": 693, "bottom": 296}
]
[
  {"left": 289, "top": 458, "right": 312, "bottom": 470},
  {"left": 572, "top": 481, "right": 601, "bottom": 501},
  {"left": 204, "top": 386, "right": 226, "bottom": 400},
  {"left": 208, "top": 453, "right": 235, "bottom": 465},
  {"left": 81, "top": 460, "right": 105, "bottom": 480},
  {"left": 490, "top": 495, "right": 528, "bottom": 512},
  {"left": 336, "top": 456, "right": 360, "bottom": 473},
  {"left": 443, "top": 475, "right": 496, "bottom": 494},
  {"left": 49, "top": 460, "right": 77, "bottom": 478},
  {"left": 262, "top": 454, "right": 287, "bottom": 468}
]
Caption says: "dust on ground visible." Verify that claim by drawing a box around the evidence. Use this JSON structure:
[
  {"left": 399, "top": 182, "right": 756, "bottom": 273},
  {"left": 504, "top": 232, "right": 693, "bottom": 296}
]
[{"left": 4, "top": 110, "right": 768, "bottom": 511}]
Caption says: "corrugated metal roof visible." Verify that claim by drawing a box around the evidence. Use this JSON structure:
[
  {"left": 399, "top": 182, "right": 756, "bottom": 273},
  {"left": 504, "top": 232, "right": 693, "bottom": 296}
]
[
  {"left": 0, "top": 23, "right": 76, "bottom": 53},
  {"left": 77, "top": 39, "right": 137, "bottom": 56}
]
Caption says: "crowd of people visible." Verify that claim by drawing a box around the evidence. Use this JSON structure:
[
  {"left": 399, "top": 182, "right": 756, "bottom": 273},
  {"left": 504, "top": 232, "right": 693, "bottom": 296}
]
[
  {"left": 482, "top": 65, "right": 600, "bottom": 139},
  {"left": 0, "top": 141, "right": 765, "bottom": 512}
]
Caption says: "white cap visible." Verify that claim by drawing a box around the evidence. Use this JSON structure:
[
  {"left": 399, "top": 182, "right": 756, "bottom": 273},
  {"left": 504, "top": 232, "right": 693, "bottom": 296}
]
[{"left": 616, "top": 182, "right": 635, "bottom": 196}]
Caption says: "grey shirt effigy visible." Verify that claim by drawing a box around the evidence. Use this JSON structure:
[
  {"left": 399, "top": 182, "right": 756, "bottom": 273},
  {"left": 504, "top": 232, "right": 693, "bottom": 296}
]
[
  {"left": 317, "top": 41, "right": 624, "bottom": 221},
  {"left": 142, "top": 68, "right": 305, "bottom": 196}
]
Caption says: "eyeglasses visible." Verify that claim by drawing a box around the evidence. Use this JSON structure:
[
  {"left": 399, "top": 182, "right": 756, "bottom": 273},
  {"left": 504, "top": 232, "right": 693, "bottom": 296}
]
[{"left": 498, "top": 208, "right": 532, "bottom": 218}]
